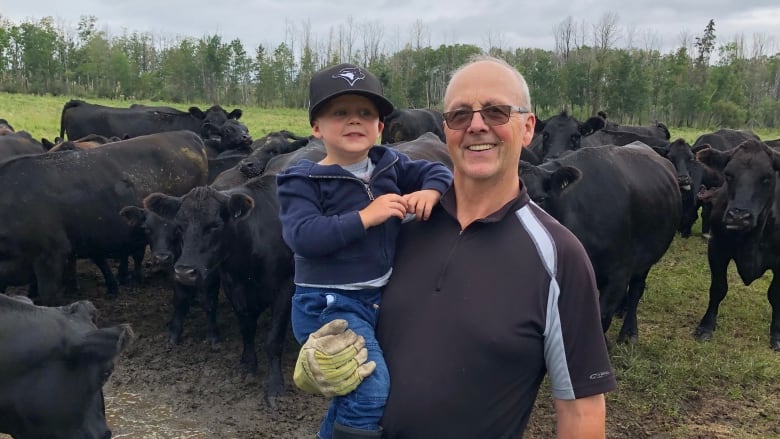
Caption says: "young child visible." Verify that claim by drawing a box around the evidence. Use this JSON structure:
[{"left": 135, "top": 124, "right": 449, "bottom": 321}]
[{"left": 276, "top": 63, "right": 453, "bottom": 439}]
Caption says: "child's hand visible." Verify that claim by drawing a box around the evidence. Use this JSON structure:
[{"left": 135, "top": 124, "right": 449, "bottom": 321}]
[
  {"left": 402, "top": 189, "right": 441, "bottom": 221},
  {"left": 359, "top": 194, "right": 408, "bottom": 228}
]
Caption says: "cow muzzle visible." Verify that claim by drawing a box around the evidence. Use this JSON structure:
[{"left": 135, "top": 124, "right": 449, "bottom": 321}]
[
  {"left": 677, "top": 176, "right": 691, "bottom": 191},
  {"left": 724, "top": 207, "right": 754, "bottom": 230},
  {"left": 174, "top": 265, "right": 202, "bottom": 286}
]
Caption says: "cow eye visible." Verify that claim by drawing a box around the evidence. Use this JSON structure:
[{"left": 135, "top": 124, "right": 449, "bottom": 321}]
[
  {"left": 724, "top": 173, "right": 733, "bottom": 183},
  {"left": 761, "top": 176, "right": 772, "bottom": 186},
  {"left": 100, "top": 366, "right": 114, "bottom": 384}
]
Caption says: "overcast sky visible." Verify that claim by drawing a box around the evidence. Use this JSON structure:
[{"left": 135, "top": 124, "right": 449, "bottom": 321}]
[{"left": 3, "top": 1, "right": 780, "bottom": 58}]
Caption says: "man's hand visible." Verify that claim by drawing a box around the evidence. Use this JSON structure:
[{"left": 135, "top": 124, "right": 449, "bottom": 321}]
[
  {"left": 294, "top": 319, "right": 376, "bottom": 397},
  {"left": 403, "top": 189, "right": 442, "bottom": 221}
]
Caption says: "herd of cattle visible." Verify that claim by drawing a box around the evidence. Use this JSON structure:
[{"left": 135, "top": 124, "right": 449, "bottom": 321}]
[{"left": 0, "top": 99, "right": 779, "bottom": 437}]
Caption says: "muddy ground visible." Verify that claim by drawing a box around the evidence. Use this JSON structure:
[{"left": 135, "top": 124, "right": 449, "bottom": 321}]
[{"left": 6, "top": 259, "right": 770, "bottom": 439}]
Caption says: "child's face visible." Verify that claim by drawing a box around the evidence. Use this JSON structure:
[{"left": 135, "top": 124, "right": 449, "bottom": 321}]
[{"left": 312, "top": 94, "right": 384, "bottom": 165}]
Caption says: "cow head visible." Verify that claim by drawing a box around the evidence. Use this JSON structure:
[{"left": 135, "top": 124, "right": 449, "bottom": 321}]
[
  {"left": 189, "top": 105, "right": 243, "bottom": 140},
  {"left": 534, "top": 110, "right": 605, "bottom": 160},
  {"left": 144, "top": 187, "right": 254, "bottom": 286},
  {"left": 203, "top": 119, "right": 253, "bottom": 153},
  {"left": 120, "top": 206, "right": 181, "bottom": 272},
  {"left": 697, "top": 140, "right": 780, "bottom": 231},
  {"left": 656, "top": 138, "right": 699, "bottom": 191},
  {"left": 519, "top": 160, "right": 583, "bottom": 217},
  {"left": 0, "top": 296, "right": 133, "bottom": 439},
  {"left": 240, "top": 132, "right": 311, "bottom": 177}
]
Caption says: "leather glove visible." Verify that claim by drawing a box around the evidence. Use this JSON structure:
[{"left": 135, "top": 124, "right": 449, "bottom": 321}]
[{"left": 293, "top": 319, "right": 376, "bottom": 397}]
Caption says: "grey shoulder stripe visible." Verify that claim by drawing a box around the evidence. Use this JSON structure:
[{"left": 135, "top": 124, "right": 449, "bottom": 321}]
[{"left": 515, "top": 204, "right": 575, "bottom": 400}]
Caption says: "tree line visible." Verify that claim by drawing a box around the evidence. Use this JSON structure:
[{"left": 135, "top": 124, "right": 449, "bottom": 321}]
[{"left": 1, "top": 14, "right": 780, "bottom": 128}]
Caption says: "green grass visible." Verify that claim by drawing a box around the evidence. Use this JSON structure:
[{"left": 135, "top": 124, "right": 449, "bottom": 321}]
[{"left": 3, "top": 92, "right": 780, "bottom": 437}]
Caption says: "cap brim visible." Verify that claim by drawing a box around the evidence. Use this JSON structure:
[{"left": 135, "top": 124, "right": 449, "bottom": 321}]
[{"left": 310, "top": 90, "right": 394, "bottom": 124}]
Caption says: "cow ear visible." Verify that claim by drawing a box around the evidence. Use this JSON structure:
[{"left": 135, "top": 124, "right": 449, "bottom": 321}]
[
  {"left": 549, "top": 166, "right": 582, "bottom": 196},
  {"left": 691, "top": 143, "right": 711, "bottom": 154},
  {"left": 41, "top": 138, "right": 55, "bottom": 150},
  {"left": 650, "top": 145, "right": 669, "bottom": 157},
  {"left": 228, "top": 109, "right": 243, "bottom": 120},
  {"left": 144, "top": 193, "right": 181, "bottom": 221},
  {"left": 188, "top": 107, "right": 205, "bottom": 119},
  {"left": 69, "top": 324, "right": 134, "bottom": 364},
  {"left": 580, "top": 116, "right": 605, "bottom": 136},
  {"left": 534, "top": 118, "right": 546, "bottom": 134},
  {"left": 696, "top": 147, "right": 730, "bottom": 171},
  {"left": 227, "top": 193, "right": 255, "bottom": 220},
  {"left": 766, "top": 144, "right": 780, "bottom": 171},
  {"left": 119, "top": 206, "right": 146, "bottom": 227}
]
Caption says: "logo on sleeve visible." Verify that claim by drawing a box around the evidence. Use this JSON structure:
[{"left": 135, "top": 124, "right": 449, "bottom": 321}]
[
  {"left": 332, "top": 67, "right": 366, "bottom": 86},
  {"left": 589, "top": 370, "right": 612, "bottom": 380}
]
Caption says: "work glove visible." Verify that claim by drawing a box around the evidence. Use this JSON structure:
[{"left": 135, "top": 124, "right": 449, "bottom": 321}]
[{"left": 293, "top": 319, "right": 376, "bottom": 397}]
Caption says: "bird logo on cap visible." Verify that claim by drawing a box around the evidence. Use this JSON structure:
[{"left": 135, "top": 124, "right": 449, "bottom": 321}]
[{"left": 332, "top": 67, "right": 366, "bottom": 86}]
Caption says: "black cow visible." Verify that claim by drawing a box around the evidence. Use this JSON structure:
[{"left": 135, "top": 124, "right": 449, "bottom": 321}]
[
  {"left": 692, "top": 128, "right": 760, "bottom": 151},
  {"left": 43, "top": 134, "right": 121, "bottom": 152},
  {"left": 651, "top": 139, "right": 724, "bottom": 237},
  {"left": 381, "top": 108, "right": 445, "bottom": 144},
  {"left": 693, "top": 140, "right": 780, "bottom": 351},
  {"left": 203, "top": 118, "right": 253, "bottom": 158},
  {"left": 765, "top": 138, "right": 780, "bottom": 149},
  {"left": 519, "top": 144, "right": 681, "bottom": 343},
  {"left": 530, "top": 110, "right": 606, "bottom": 160},
  {"left": 120, "top": 206, "right": 221, "bottom": 346},
  {"left": 60, "top": 100, "right": 242, "bottom": 140},
  {"left": 144, "top": 175, "right": 294, "bottom": 403},
  {"left": 0, "top": 130, "right": 208, "bottom": 304},
  {"left": 597, "top": 111, "right": 671, "bottom": 140},
  {"left": 0, "top": 131, "right": 46, "bottom": 161},
  {"left": 0, "top": 294, "right": 133, "bottom": 439},
  {"left": 238, "top": 131, "right": 313, "bottom": 177}
]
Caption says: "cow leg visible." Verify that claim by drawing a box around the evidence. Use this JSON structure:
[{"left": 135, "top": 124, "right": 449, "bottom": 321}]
[
  {"left": 701, "top": 201, "right": 713, "bottom": 238},
  {"left": 678, "top": 193, "right": 696, "bottom": 238},
  {"left": 617, "top": 270, "right": 650, "bottom": 344},
  {"left": 598, "top": 270, "right": 631, "bottom": 336},
  {"left": 92, "top": 257, "right": 119, "bottom": 297},
  {"left": 33, "top": 254, "right": 66, "bottom": 305},
  {"left": 264, "top": 282, "right": 294, "bottom": 402},
  {"left": 202, "top": 273, "right": 221, "bottom": 346},
  {"left": 767, "top": 272, "right": 780, "bottom": 351},
  {"left": 131, "top": 248, "right": 145, "bottom": 284},
  {"left": 169, "top": 281, "right": 193, "bottom": 345},
  {"left": 222, "top": 277, "right": 259, "bottom": 374},
  {"left": 116, "top": 256, "right": 129, "bottom": 284},
  {"left": 62, "top": 255, "right": 79, "bottom": 296},
  {"left": 694, "top": 242, "right": 731, "bottom": 342}
]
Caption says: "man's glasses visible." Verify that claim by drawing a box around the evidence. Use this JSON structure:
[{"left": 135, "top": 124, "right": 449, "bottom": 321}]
[{"left": 443, "top": 105, "right": 529, "bottom": 130}]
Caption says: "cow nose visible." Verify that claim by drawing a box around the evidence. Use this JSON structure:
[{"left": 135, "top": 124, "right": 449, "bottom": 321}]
[
  {"left": 174, "top": 265, "right": 200, "bottom": 285},
  {"left": 239, "top": 158, "right": 261, "bottom": 176},
  {"left": 725, "top": 208, "right": 752, "bottom": 226},
  {"left": 153, "top": 252, "right": 173, "bottom": 265},
  {"left": 102, "top": 429, "right": 112, "bottom": 439}
]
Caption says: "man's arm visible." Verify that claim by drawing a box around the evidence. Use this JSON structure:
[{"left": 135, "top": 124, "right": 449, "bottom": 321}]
[{"left": 553, "top": 394, "right": 606, "bottom": 438}]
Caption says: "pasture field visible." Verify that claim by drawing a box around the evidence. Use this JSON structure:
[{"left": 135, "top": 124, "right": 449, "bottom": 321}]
[{"left": 2, "top": 92, "right": 780, "bottom": 438}]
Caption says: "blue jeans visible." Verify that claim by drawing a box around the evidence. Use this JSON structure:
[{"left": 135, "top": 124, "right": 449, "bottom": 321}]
[{"left": 292, "top": 286, "right": 389, "bottom": 439}]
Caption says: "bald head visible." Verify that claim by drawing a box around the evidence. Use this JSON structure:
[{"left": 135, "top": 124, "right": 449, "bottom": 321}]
[{"left": 443, "top": 56, "right": 531, "bottom": 111}]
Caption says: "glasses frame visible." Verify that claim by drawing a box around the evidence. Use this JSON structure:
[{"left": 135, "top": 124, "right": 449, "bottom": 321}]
[{"left": 443, "top": 105, "right": 530, "bottom": 130}]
